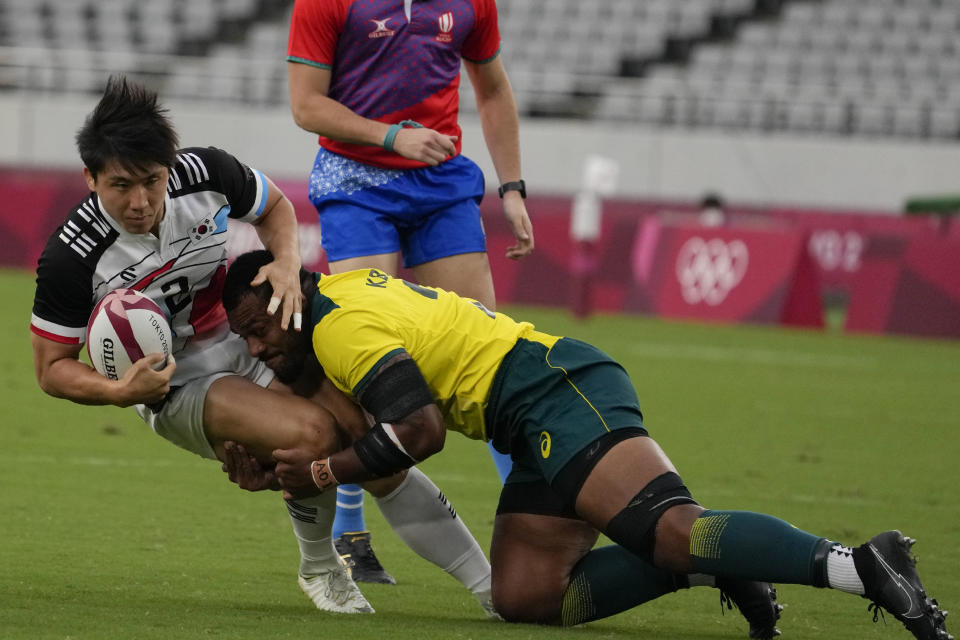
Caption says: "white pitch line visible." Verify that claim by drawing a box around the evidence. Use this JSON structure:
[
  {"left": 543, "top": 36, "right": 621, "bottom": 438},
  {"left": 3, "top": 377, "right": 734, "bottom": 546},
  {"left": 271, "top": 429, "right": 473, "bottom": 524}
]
[
  {"left": 696, "top": 486, "right": 879, "bottom": 507},
  {"left": 7, "top": 454, "right": 199, "bottom": 468},
  {"left": 625, "top": 342, "right": 876, "bottom": 369}
]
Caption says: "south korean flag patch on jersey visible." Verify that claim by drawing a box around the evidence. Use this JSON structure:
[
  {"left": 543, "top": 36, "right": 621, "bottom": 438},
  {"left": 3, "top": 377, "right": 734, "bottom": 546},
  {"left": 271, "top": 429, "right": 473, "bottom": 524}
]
[{"left": 191, "top": 217, "right": 215, "bottom": 242}]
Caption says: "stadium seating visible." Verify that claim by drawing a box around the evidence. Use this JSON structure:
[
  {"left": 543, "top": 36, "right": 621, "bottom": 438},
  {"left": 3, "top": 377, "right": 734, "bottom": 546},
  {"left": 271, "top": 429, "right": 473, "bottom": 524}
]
[
  {"left": 0, "top": 0, "right": 284, "bottom": 101},
  {"left": 1, "top": 0, "right": 959, "bottom": 140}
]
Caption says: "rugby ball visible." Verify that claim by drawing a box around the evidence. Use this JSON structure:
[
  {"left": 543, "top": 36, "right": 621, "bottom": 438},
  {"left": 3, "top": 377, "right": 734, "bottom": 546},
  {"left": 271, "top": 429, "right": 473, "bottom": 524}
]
[{"left": 86, "top": 288, "right": 172, "bottom": 380}]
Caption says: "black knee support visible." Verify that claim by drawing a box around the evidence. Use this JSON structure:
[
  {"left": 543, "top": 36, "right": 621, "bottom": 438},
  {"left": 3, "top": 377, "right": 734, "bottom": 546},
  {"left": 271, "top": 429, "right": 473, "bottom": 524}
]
[{"left": 604, "top": 471, "right": 698, "bottom": 561}]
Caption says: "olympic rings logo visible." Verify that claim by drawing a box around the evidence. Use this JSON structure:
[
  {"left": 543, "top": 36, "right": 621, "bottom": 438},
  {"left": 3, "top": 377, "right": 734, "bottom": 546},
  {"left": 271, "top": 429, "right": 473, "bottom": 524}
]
[{"left": 675, "top": 237, "right": 749, "bottom": 306}]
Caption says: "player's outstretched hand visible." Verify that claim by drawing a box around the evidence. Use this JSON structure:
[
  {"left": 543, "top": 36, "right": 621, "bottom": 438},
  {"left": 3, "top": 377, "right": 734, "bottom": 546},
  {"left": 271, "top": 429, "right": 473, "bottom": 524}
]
[
  {"left": 221, "top": 441, "right": 279, "bottom": 491},
  {"left": 273, "top": 446, "right": 325, "bottom": 500},
  {"left": 250, "top": 255, "right": 303, "bottom": 332},
  {"left": 119, "top": 353, "right": 175, "bottom": 406},
  {"left": 503, "top": 195, "right": 534, "bottom": 260},
  {"left": 393, "top": 128, "right": 458, "bottom": 166}
]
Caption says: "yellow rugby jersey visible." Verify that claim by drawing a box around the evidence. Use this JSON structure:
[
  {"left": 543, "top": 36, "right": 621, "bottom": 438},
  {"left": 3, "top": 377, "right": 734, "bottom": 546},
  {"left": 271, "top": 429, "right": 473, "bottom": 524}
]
[{"left": 308, "top": 268, "right": 558, "bottom": 441}]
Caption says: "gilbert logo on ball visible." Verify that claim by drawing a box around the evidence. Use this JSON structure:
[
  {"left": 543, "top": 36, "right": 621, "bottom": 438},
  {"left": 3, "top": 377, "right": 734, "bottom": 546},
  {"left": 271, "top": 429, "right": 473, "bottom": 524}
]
[{"left": 86, "top": 288, "right": 172, "bottom": 380}]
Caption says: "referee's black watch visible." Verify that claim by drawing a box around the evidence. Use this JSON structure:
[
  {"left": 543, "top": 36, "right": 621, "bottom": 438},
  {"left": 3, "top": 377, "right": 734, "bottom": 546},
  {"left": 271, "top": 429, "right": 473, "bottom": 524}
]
[{"left": 498, "top": 180, "right": 526, "bottom": 199}]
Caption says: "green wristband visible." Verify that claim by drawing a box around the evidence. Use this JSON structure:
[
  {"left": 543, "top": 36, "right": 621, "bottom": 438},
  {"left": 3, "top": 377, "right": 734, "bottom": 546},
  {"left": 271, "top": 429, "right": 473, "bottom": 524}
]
[
  {"left": 383, "top": 124, "right": 403, "bottom": 152},
  {"left": 382, "top": 120, "right": 425, "bottom": 153}
]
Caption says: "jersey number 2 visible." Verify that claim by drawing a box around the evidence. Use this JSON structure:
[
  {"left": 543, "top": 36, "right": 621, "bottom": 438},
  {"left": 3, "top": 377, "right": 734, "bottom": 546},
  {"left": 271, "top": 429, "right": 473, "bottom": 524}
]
[{"left": 162, "top": 276, "right": 191, "bottom": 314}]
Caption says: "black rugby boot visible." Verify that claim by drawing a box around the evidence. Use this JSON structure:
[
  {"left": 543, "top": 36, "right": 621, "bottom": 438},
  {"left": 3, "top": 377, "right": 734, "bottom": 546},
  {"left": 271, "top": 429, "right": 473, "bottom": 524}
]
[
  {"left": 335, "top": 531, "right": 397, "bottom": 585},
  {"left": 717, "top": 578, "right": 784, "bottom": 639},
  {"left": 853, "top": 530, "right": 952, "bottom": 640}
]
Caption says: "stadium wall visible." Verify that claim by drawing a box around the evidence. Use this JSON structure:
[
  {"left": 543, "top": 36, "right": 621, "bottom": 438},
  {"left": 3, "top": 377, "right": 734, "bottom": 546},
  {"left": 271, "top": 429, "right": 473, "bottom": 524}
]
[
  {"left": 2, "top": 93, "right": 960, "bottom": 212},
  {"left": 5, "top": 94, "right": 959, "bottom": 338}
]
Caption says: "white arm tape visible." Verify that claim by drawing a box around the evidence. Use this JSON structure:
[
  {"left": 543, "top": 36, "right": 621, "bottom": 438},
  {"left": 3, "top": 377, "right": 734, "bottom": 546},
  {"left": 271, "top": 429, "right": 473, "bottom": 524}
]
[{"left": 381, "top": 422, "right": 419, "bottom": 463}]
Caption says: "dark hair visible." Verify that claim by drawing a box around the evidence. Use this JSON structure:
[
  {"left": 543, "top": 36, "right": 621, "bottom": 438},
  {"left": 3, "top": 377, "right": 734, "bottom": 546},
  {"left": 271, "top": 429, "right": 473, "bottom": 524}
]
[
  {"left": 700, "top": 192, "right": 725, "bottom": 209},
  {"left": 76, "top": 75, "right": 179, "bottom": 179},
  {"left": 223, "top": 250, "right": 276, "bottom": 312},
  {"left": 223, "top": 250, "right": 317, "bottom": 312}
]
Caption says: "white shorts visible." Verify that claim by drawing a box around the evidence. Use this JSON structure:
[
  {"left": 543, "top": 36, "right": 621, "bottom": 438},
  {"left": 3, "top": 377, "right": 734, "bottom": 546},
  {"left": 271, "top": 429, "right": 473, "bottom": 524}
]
[{"left": 134, "top": 330, "right": 275, "bottom": 460}]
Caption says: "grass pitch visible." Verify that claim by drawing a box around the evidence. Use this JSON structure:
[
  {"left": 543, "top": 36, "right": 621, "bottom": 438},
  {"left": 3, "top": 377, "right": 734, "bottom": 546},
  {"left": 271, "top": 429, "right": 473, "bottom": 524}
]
[{"left": 2, "top": 267, "right": 958, "bottom": 640}]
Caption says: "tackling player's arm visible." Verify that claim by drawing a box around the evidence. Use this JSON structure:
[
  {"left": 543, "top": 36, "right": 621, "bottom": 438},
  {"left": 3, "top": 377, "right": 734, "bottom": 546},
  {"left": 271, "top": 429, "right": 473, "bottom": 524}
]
[
  {"left": 249, "top": 175, "right": 302, "bottom": 331},
  {"left": 31, "top": 333, "right": 173, "bottom": 407},
  {"left": 273, "top": 352, "right": 444, "bottom": 497}
]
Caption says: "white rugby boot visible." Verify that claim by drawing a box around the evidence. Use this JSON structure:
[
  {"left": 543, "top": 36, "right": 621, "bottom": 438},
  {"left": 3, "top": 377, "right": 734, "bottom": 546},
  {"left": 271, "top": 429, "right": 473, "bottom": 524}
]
[
  {"left": 474, "top": 584, "right": 502, "bottom": 620},
  {"left": 298, "top": 565, "right": 375, "bottom": 613}
]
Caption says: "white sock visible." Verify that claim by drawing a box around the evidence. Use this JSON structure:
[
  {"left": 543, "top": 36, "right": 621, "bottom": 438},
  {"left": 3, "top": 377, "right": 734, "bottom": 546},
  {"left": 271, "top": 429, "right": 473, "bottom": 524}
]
[
  {"left": 285, "top": 492, "right": 341, "bottom": 578},
  {"left": 826, "top": 544, "right": 865, "bottom": 595},
  {"left": 374, "top": 467, "right": 491, "bottom": 595}
]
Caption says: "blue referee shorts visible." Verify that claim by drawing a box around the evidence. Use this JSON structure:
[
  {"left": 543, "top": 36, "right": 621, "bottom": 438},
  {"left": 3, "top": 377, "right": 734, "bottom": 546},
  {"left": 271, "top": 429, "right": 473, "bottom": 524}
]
[{"left": 308, "top": 149, "right": 488, "bottom": 268}]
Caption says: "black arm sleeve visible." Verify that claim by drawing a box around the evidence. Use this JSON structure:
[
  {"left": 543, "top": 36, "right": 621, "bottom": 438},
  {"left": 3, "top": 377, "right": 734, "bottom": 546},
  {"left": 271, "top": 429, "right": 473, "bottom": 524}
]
[
  {"left": 352, "top": 423, "right": 418, "bottom": 478},
  {"left": 357, "top": 357, "right": 435, "bottom": 424}
]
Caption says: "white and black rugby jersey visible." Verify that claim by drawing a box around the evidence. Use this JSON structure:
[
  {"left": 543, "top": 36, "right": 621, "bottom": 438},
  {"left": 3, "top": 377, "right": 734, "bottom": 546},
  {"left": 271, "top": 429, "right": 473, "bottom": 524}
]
[{"left": 31, "top": 146, "right": 270, "bottom": 354}]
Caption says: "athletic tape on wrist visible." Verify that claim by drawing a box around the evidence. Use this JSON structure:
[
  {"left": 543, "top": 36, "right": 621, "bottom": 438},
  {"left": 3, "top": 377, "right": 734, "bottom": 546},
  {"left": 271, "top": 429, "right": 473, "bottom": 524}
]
[{"left": 311, "top": 458, "right": 338, "bottom": 492}]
